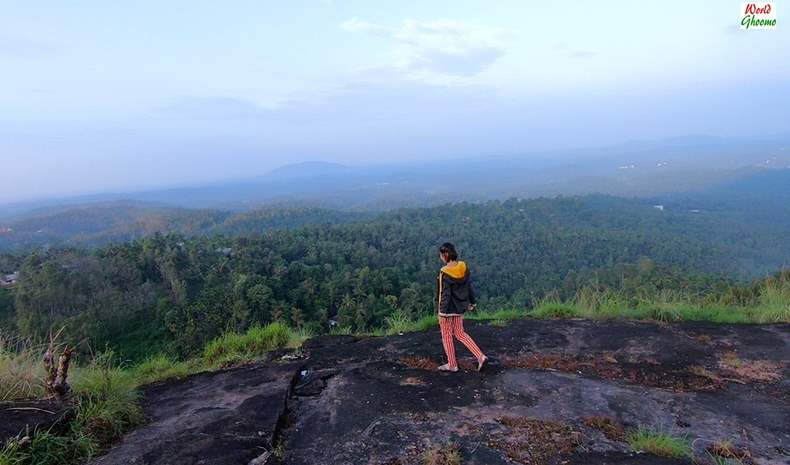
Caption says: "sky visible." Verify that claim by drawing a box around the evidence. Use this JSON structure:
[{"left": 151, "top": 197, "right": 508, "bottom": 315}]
[{"left": 1, "top": 0, "right": 789, "bottom": 203}]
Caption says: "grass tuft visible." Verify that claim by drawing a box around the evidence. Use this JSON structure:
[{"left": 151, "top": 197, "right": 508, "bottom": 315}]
[
  {"left": 705, "top": 440, "right": 751, "bottom": 465},
  {"left": 627, "top": 428, "right": 691, "bottom": 459},
  {"left": 529, "top": 300, "right": 582, "bottom": 319},
  {"left": 1, "top": 350, "right": 144, "bottom": 465},
  {"left": 202, "top": 322, "right": 295, "bottom": 365},
  {"left": 527, "top": 279, "right": 790, "bottom": 324},
  {"left": 70, "top": 351, "right": 144, "bottom": 448},
  {"left": 466, "top": 308, "right": 526, "bottom": 321},
  {"left": 0, "top": 337, "right": 47, "bottom": 401},
  {"left": 287, "top": 327, "right": 315, "bottom": 349},
  {"left": 129, "top": 354, "right": 193, "bottom": 386},
  {"left": 379, "top": 312, "right": 438, "bottom": 336},
  {"left": 0, "top": 429, "right": 97, "bottom": 465}
]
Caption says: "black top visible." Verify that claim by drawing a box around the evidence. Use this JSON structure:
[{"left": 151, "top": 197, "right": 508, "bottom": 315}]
[{"left": 436, "top": 261, "right": 476, "bottom": 316}]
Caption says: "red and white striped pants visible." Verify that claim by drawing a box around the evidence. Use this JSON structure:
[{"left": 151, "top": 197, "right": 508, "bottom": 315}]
[{"left": 439, "top": 315, "right": 484, "bottom": 369}]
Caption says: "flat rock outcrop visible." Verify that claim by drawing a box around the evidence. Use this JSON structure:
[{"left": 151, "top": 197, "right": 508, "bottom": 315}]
[
  {"left": 89, "top": 319, "right": 789, "bottom": 465},
  {"left": 91, "top": 362, "right": 301, "bottom": 465}
]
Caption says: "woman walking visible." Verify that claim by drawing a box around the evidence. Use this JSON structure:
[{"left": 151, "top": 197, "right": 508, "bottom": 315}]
[{"left": 436, "top": 242, "right": 488, "bottom": 372}]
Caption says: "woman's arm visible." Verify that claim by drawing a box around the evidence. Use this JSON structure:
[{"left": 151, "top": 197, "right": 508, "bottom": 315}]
[{"left": 437, "top": 272, "right": 452, "bottom": 314}]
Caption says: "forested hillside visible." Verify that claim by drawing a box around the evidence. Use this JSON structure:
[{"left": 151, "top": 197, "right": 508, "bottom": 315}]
[
  {"left": 4, "top": 195, "right": 789, "bottom": 361},
  {"left": 0, "top": 204, "right": 368, "bottom": 252}
]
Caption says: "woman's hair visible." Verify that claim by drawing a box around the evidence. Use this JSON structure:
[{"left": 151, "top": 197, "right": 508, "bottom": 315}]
[{"left": 439, "top": 242, "right": 458, "bottom": 261}]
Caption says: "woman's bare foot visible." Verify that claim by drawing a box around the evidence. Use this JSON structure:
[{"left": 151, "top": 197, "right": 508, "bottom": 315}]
[
  {"left": 477, "top": 356, "right": 488, "bottom": 372},
  {"left": 438, "top": 363, "right": 459, "bottom": 372}
]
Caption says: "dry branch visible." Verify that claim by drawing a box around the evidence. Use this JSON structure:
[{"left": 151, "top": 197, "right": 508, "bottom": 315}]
[{"left": 43, "top": 329, "right": 74, "bottom": 399}]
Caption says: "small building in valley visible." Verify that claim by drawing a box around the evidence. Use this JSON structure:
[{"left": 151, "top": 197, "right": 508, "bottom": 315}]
[{"left": 0, "top": 271, "right": 19, "bottom": 288}]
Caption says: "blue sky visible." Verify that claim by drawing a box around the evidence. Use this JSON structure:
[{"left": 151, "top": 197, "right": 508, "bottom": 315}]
[{"left": 1, "top": 0, "right": 788, "bottom": 202}]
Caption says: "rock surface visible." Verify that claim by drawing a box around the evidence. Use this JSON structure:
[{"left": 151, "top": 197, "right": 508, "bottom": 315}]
[
  {"left": 89, "top": 319, "right": 789, "bottom": 465},
  {"left": 0, "top": 399, "right": 72, "bottom": 445},
  {"left": 91, "top": 362, "right": 301, "bottom": 465}
]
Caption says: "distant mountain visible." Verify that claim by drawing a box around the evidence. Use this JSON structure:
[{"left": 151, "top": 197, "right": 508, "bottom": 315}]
[
  {"left": 266, "top": 161, "right": 351, "bottom": 179},
  {"left": 2, "top": 135, "right": 789, "bottom": 219}
]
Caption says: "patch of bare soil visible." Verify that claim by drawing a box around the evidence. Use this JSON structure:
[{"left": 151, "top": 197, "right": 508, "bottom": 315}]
[
  {"left": 488, "top": 416, "right": 582, "bottom": 465},
  {"left": 705, "top": 441, "right": 754, "bottom": 464},
  {"left": 718, "top": 351, "right": 785, "bottom": 383},
  {"left": 400, "top": 376, "right": 427, "bottom": 386},
  {"left": 399, "top": 355, "right": 480, "bottom": 372},
  {"left": 582, "top": 416, "right": 627, "bottom": 441},
  {"left": 500, "top": 352, "right": 725, "bottom": 392},
  {"left": 400, "top": 355, "right": 440, "bottom": 370},
  {"left": 421, "top": 443, "right": 462, "bottom": 465}
]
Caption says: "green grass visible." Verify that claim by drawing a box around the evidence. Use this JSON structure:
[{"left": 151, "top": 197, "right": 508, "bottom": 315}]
[
  {"left": 129, "top": 355, "right": 194, "bottom": 386},
  {"left": 527, "top": 279, "right": 790, "bottom": 324},
  {"left": 0, "top": 337, "right": 47, "bottom": 401},
  {"left": 70, "top": 352, "right": 144, "bottom": 448},
  {"left": 377, "top": 312, "right": 439, "bottom": 336},
  {"left": 528, "top": 300, "right": 583, "bottom": 319},
  {"left": 627, "top": 428, "right": 691, "bottom": 459},
  {"left": 362, "top": 277, "right": 790, "bottom": 340},
  {"left": 0, "top": 430, "right": 97, "bottom": 465},
  {"left": 202, "top": 322, "right": 296, "bottom": 365},
  {"left": 328, "top": 325, "right": 355, "bottom": 336},
  {"left": 365, "top": 275, "right": 788, "bottom": 336},
  {"left": 287, "top": 327, "right": 315, "bottom": 349},
  {"left": 0, "top": 350, "right": 143, "bottom": 465},
  {"left": 466, "top": 308, "right": 526, "bottom": 322}
]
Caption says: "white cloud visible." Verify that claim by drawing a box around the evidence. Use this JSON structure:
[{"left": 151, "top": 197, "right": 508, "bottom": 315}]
[{"left": 341, "top": 18, "right": 508, "bottom": 80}]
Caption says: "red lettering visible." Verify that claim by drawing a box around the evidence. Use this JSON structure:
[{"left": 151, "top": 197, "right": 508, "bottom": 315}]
[{"left": 745, "top": 3, "right": 774, "bottom": 16}]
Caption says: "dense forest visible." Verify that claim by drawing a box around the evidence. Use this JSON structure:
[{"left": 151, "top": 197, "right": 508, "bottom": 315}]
[{"left": 3, "top": 195, "right": 789, "bottom": 361}]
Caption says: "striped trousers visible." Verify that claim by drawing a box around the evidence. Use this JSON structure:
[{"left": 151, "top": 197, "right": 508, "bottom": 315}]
[{"left": 439, "top": 315, "right": 485, "bottom": 369}]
